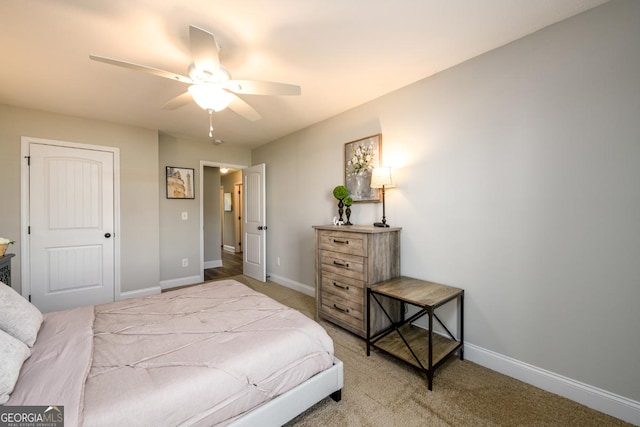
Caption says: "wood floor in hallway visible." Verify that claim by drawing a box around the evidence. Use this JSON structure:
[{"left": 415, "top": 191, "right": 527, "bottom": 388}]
[{"left": 204, "top": 250, "right": 243, "bottom": 280}]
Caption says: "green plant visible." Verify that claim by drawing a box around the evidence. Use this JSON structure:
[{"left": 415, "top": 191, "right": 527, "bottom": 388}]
[
  {"left": 343, "top": 196, "right": 353, "bottom": 206},
  {"left": 332, "top": 185, "right": 348, "bottom": 200}
]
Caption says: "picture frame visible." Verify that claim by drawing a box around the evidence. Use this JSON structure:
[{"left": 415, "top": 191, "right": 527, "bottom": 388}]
[
  {"left": 344, "top": 134, "right": 382, "bottom": 203},
  {"left": 224, "top": 192, "right": 232, "bottom": 211},
  {"left": 166, "top": 166, "right": 195, "bottom": 199}
]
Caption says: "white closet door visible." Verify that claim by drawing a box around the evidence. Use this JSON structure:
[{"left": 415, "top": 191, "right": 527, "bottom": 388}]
[{"left": 29, "top": 143, "right": 115, "bottom": 312}]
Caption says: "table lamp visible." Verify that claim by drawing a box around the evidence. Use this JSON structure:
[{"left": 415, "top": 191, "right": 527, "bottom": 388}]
[{"left": 370, "top": 167, "right": 396, "bottom": 227}]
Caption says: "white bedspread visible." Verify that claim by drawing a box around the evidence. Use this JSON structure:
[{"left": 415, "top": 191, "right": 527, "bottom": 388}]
[
  {"left": 6, "top": 306, "right": 95, "bottom": 427},
  {"left": 8, "top": 280, "right": 335, "bottom": 427}
]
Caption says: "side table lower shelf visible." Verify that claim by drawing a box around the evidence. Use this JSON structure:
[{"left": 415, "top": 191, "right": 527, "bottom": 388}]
[
  {"left": 373, "top": 323, "right": 461, "bottom": 370},
  {"left": 366, "top": 276, "right": 464, "bottom": 391}
]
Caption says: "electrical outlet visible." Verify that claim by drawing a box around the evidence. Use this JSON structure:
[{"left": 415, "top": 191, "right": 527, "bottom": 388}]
[
  {"left": 277, "top": 257, "right": 281, "bottom": 266},
  {"left": 181, "top": 212, "right": 188, "bottom": 220},
  {"left": 182, "top": 258, "right": 188, "bottom": 267}
]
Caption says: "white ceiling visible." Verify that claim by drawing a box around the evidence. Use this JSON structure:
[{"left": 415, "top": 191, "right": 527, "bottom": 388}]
[{"left": 0, "top": 0, "right": 609, "bottom": 149}]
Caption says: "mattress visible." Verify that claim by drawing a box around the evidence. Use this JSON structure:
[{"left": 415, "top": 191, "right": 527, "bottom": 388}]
[{"left": 7, "top": 280, "right": 335, "bottom": 426}]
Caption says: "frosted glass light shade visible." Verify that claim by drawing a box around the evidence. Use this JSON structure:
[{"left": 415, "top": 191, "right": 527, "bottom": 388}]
[
  {"left": 370, "top": 167, "right": 395, "bottom": 188},
  {"left": 188, "top": 84, "right": 234, "bottom": 112}
]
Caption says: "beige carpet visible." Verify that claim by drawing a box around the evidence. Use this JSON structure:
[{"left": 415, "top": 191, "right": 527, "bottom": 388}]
[{"left": 228, "top": 276, "right": 631, "bottom": 426}]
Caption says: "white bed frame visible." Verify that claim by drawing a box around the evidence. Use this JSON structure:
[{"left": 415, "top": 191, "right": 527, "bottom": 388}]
[{"left": 229, "top": 358, "right": 344, "bottom": 427}]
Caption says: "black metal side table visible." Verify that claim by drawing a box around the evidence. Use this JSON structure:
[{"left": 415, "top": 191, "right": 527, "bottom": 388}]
[
  {"left": 0, "top": 253, "right": 15, "bottom": 287},
  {"left": 366, "top": 276, "right": 464, "bottom": 390}
]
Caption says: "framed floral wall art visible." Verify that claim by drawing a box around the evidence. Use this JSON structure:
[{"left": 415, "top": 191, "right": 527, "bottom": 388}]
[
  {"left": 166, "top": 166, "right": 195, "bottom": 199},
  {"left": 344, "top": 134, "right": 381, "bottom": 202}
]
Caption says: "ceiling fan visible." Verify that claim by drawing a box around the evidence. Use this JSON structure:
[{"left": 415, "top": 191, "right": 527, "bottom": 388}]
[{"left": 89, "top": 25, "right": 300, "bottom": 136}]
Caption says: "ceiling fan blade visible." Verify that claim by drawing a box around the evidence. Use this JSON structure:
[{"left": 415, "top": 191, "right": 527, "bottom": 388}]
[
  {"left": 224, "top": 80, "right": 301, "bottom": 96},
  {"left": 189, "top": 25, "right": 220, "bottom": 73},
  {"left": 227, "top": 94, "right": 261, "bottom": 122},
  {"left": 161, "top": 92, "right": 193, "bottom": 110},
  {"left": 89, "top": 55, "right": 192, "bottom": 84}
]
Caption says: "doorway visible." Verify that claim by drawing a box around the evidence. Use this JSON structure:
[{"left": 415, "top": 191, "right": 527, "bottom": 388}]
[{"left": 199, "top": 161, "right": 247, "bottom": 282}]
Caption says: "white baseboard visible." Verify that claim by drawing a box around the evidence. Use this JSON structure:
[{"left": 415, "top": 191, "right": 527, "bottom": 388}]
[
  {"left": 464, "top": 343, "right": 640, "bottom": 425},
  {"left": 160, "top": 275, "right": 202, "bottom": 291},
  {"left": 268, "top": 273, "right": 315, "bottom": 297},
  {"left": 118, "top": 286, "right": 161, "bottom": 300},
  {"left": 204, "top": 259, "right": 223, "bottom": 269}
]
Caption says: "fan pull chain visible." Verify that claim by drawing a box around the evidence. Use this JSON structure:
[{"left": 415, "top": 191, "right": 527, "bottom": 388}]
[{"left": 208, "top": 110, "right": 214, "bottom": 138}]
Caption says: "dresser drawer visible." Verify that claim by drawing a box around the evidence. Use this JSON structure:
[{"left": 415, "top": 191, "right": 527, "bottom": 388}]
[
  {"left": 319, "top": 250, "right": 366, "bottom": 281},
  {"left": 320, "top": 290, "right": 364, "bottom": 332},
  {"left": 318, "top": 230, "right": 366, "bottom": 257},
  {"left": 321, "top": 272, "right": 364, "bottom": 306}
]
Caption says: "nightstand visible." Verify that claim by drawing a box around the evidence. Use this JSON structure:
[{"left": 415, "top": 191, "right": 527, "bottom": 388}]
[
  {"left": 366, "top": 276, "right": 464, "bottom": 390},
  {"left": 0, "top": 253, "right": 15, "bottom": 287}
]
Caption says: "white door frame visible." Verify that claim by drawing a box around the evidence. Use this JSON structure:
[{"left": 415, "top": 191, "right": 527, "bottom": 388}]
[
  {"left": 199, "top": 160, "right": 248, "bottom": 283},
  {"left": 233, "top": 182, "right": 243, "bottom": 253},
  {"left": 20, "top": 136, "right": 121, "bottom": 300}
]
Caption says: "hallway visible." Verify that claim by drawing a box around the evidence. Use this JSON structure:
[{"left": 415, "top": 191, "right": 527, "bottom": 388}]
[{"left": 204, "top": 250, "right": 242, "bottom": 280}]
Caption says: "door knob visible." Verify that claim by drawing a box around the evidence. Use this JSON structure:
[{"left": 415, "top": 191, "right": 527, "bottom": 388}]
[
  {"left": 257, "top": 226, "right": 268, "bottom": 231},
  {"left": 105, "top": 233, "right": 112, "bottom": 238}
]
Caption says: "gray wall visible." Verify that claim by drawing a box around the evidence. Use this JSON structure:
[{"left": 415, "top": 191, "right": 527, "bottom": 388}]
[
  {"left": 0, "top": 105, "right": 160, "bottom": 294},
  {"left": 0, "top": 106, "right": 252, "bottom": 294},
  {"left": 158, "top": 133, "right": 250, "bottom": 282},
  {"left": 253, "top": 0, "right": 640, "bottom": 403}
]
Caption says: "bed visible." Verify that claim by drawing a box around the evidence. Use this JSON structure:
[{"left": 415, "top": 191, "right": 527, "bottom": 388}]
[{"left": 1, "top": 279, "right": 343, "bottom": 426}]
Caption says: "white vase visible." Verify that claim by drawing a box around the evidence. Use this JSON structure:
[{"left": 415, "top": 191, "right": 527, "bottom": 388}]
[{"left": 354, "top": 171, "right": 371, "bottom": 199}]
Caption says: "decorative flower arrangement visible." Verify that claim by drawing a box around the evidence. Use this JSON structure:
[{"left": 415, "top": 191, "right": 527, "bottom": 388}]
[
  {"left": 0, "top": 237, "right": 15, "bottom": 257},
  {"left": 343, "top": 196, "right": 353, "bottom": 225},
  {"left": 332, "top": 185, "right": 349, "bottom": 224},
  {"left": 332, "top": 185, "right": 349, "bottom": 201},
  {"left": 347, "top": 142, "right": 375, "bottom": 176}
]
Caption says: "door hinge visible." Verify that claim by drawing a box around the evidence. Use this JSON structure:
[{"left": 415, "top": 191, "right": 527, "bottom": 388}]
[
  {"left": 29, "top": 295, "right": 31, "bottom": 302},
  {"left": 25, "top": 156, "right": 31, "bottom": 166},
  {"left": 28, "top": 226, "right": 31, "bottom": 235}
]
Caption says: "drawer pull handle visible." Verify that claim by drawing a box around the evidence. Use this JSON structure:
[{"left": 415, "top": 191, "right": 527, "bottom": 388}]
[
  {"left": 333, "top": 239, "right": 349, "bottom": 244},
  {"left": 333, "top": 304, "right": 350, "bottom": 313},
  {"left": 333, "top": 260, "right": 350, "bottom": 268},
  {"left": 332, "top": 282, "right": 350, "bottom": 290}
]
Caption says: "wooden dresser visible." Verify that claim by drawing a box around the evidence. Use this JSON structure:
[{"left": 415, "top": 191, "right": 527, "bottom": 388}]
[{"left": 313, "top": 225, "right": 401, "bottom": 337}]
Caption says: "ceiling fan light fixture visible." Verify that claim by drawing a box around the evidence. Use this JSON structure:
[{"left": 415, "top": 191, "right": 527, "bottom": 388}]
[{"left": 188, "top": 83, "right": 234, "bottom": 112}]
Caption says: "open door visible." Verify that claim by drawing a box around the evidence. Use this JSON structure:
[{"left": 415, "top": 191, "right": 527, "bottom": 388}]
[{"left": 243, "top": 164, "right": 266, "bottom": 281}]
